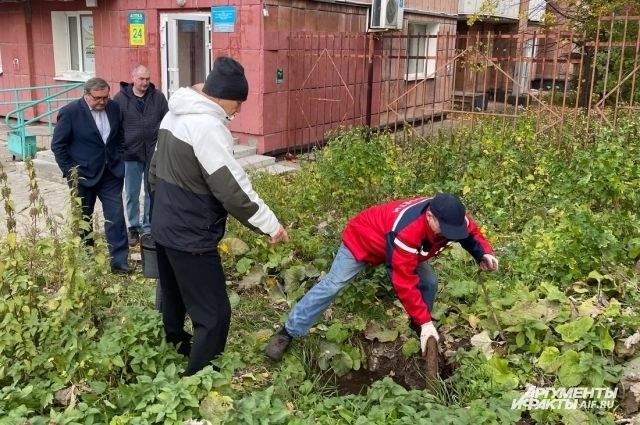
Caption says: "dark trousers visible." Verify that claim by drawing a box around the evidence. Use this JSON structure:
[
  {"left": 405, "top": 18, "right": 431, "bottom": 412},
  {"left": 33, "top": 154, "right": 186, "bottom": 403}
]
[
  {"left": 74, "top": 167, "right": 129, "bottom": 268},
  {"left": 155, "top": 242, "right": 231, "bottom": 376}
]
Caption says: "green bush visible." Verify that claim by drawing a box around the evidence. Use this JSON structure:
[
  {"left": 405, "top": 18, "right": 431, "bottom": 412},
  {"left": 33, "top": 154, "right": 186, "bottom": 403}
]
[{"left": 2, "top": 110, "right": 639, "bottom": 423}]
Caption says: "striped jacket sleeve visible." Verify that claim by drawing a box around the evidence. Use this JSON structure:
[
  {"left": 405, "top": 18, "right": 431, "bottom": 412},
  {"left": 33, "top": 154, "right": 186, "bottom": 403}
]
[
  {"left": 458, "top": 215, "right": 493, "bottom": 262},
  {"left": 191, "top": 123, "right": 281, "bottom": 237},
  {"left": 385, "top": 232, "right": 431, "bottom": 326}
]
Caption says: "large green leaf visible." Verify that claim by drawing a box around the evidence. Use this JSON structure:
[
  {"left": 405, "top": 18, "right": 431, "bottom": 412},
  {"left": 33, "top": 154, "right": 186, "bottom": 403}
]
[
  {"left": 236, "top": 257, "right": 253, "bottom": 275},
  {"left": 485, "top": 357, "right": 518, "bottom": 389},
  {"left": 228, "top": 291, "right": 240, "bottom": 309},
  {"left": 555, "top": 317, "right": 594, "bottom": 343},
  {"left": 342, "top": 345, "right": 362, "bottom": 370},
  {"left": 540, "top": 282, "right": 568, "bottom": 302},
  {"left": 558, "top": 350, "right": 582, "bottom": 387},
  {"left": 281, "top": 265, "right": 307, "bottom": 295},
  {"left": 317, "top": 340, "right": 341, "bottom": 371},
  {"left": 560, "top": 409, "right": 591, "bottom": 425},
  {"left": 325, "top": 323, "right": 350, "bottom": 344},
  {"left": 537, "top": 346, "right": 563, "bottom": 374},
  {"left": 401, "top": 339, "right": 420, "bottom": 357},
  {"left": 331, "top": 351, "right": 354, "bottom": 377},
  {"left": 596, "top": 325, "right": 615, "bottom": 352}
]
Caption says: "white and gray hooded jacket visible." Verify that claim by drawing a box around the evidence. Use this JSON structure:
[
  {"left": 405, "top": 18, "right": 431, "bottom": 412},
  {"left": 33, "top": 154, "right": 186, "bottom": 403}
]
[{"left": 149, "top": 87, "right": 280, "bottom": 252}]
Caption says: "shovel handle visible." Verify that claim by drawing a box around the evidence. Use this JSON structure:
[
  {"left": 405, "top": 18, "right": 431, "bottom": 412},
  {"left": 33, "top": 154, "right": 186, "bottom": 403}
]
[{"left": 424, "top": 337, "right": 439, "bottom": 393}]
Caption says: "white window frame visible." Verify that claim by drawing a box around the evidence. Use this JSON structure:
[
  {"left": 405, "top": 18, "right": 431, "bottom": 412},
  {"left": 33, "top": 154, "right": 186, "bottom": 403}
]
[
  {"left": 0, "top": 46, "right": 3, "bottom": 75},
  {"left": 405, "top": 22, "right": 439, "bottom": 81},
  {"left": 51, "top": 11, "right": 95, "bottom": 82}
]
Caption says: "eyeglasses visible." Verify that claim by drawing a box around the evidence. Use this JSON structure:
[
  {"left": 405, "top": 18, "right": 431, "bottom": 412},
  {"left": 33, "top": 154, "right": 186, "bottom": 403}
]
[{"left": 87, "top": 92, "right": 110, "bottom": 102}]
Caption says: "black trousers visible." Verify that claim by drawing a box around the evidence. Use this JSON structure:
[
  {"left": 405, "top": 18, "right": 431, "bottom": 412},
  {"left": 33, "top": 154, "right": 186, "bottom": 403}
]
[
  {"left": 155, "top": 242, "right": 231, "bottom": 376},
  {"left": 72, "top": 167, "right": 128, "bottom": 268}
]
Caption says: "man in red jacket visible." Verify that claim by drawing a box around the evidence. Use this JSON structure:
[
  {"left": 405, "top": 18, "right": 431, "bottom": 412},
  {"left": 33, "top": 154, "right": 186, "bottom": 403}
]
[{"left": 265, "top": 193, "right": 498, "bottom": 361}]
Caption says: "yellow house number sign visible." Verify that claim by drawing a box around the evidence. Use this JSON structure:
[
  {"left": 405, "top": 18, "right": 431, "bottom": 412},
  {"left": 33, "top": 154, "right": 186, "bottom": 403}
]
[{"left": 129, "top": 12, "right": 146, "bottom": 46}]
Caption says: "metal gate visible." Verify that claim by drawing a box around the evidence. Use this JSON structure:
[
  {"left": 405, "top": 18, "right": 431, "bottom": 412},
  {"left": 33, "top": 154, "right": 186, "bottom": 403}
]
[
  {"left": 287, "top": 33, "right": 370, "bottom": 152},
  {"left": 285, "top": 12, "right": 640, "bottom": 153}
]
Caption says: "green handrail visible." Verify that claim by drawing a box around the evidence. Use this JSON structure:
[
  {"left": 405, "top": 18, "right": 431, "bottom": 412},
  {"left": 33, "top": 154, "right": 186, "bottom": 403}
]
[{"left": 1, "top": 82, "right": 84, "bottom": 159}]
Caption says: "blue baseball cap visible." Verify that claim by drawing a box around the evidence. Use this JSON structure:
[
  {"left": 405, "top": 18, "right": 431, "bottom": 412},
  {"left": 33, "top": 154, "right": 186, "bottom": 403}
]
[{"left": 430, "top": 193, "right": 469, "bottom": 240}]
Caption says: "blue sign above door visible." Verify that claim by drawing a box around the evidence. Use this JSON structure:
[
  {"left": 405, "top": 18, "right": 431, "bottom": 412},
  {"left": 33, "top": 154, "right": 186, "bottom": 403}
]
[{"left": 212, "top": 6, "right": 236, "bottom": 33}]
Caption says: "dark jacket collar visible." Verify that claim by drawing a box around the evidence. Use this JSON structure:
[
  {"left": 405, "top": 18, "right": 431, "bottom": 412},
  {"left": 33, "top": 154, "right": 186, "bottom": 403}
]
[{"left": 118, "top": 81, "right": 157, "bottom": 99}]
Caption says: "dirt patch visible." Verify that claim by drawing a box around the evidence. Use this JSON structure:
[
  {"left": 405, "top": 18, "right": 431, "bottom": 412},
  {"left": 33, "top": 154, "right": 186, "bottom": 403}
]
[{"left": 331, "top": 338, "right": 459, "bottom": 395}]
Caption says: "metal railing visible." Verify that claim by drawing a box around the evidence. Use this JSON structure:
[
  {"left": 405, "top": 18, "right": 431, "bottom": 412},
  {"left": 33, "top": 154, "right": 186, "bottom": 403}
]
[{"left": 1, "top": 82, "right": 84, "bottom": 158}]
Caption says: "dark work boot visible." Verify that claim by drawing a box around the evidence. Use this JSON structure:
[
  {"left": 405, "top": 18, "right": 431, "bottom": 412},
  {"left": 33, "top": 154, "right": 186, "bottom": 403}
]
[
  {"left": 265, "top": 327, "right": 293, "bottom": 361},
  {"left": 128, "top": 229, "right": 140, "bottom": 247}
]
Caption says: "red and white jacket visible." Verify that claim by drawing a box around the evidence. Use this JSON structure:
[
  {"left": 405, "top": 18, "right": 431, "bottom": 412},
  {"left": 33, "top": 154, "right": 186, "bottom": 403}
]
[{"left": 341, "top": 197, "right": 493, "bottom": 326}]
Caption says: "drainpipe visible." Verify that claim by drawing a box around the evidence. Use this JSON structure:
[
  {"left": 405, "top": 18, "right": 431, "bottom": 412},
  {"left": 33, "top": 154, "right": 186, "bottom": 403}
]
[
  {"left": 24, "top": 1, "right": 38, "bottom": 110},
  {"left": 365, "top": 32, "right": 374, "bottom": 129}
]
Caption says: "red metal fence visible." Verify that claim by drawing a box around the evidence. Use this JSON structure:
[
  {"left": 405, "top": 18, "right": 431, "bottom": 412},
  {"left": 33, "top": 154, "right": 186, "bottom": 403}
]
[{"left": 286, "top": 12, "right": 640, "bottom": 153}]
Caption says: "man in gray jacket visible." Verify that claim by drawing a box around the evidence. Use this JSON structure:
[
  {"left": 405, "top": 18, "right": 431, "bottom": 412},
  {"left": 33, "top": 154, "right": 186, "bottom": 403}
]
[
  {"left": 149, "top": 56, "right": 289, "bottom": 376},
  {"left": 113, "top": 65, "right": 168, "bottom": 247}
]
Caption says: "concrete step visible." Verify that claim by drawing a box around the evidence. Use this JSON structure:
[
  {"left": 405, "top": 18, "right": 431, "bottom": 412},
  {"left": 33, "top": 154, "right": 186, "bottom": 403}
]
[
  {"left": 233, "top": 144, "right": 257, "bottom": 159},
  {"left": 237, "top": 154, "right": 276, "bottom": 170},
  {"left": 36, "top": 135, "right": 53, "bottom": 150},
  {"left": 14, "top": 159, "right": 66, "bottom": 185},
  {"left": 0, "top": 142, "right": 14, "bottom": 165},
  {"left": 35, "top": 150, "right": 56, "bottom": 162}
]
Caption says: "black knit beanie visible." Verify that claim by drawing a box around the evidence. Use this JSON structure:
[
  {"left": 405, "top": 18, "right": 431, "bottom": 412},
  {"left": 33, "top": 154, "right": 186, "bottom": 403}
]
[{"left": 202, "top": 56, "right": 249, "bottom": 102}]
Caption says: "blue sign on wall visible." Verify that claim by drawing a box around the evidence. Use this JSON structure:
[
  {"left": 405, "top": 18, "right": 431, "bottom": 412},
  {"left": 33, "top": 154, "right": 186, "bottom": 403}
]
[{"left": 212, "top": 6, "right": 236, "bottom": 33}]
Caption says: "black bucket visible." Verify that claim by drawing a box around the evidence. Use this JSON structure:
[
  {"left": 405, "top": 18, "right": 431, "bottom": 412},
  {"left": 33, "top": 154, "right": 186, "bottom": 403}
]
[{"left": 140, "top": 233, "right": 160, "bottom": 279}]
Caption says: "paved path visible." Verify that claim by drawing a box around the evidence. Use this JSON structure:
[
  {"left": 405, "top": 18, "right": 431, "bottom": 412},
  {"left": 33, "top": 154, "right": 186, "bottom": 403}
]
[
  {"left": 0, "top": 158, "right": 70, "bottom": 238},
  {"left": 0, "top": 140, "right": 146, "bottom": 239}
]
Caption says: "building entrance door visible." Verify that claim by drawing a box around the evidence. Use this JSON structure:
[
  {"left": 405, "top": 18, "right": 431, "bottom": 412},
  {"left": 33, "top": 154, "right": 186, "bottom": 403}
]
[{"left": 160, "top": 13, "right": 211, "bottom": 99}]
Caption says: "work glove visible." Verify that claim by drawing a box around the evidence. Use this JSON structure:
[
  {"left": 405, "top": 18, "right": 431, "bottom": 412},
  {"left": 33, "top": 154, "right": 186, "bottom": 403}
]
[
  {"left": 420, "top": 321, "right": 440, "bottom": 357},
  {"left": 480, "top": 254, "right": 499, "bottom": 272}
]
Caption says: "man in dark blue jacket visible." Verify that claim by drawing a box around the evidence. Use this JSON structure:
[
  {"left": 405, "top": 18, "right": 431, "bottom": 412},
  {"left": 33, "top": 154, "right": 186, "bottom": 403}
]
[
  {"left": 51, "top": 77, "right": 133, "bottom": 274},
  {"left": 113, "top": 65, "right": 169, "bottom": 246}
]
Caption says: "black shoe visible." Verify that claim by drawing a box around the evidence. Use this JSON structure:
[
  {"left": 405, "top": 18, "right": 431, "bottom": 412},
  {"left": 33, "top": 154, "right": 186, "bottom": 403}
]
[
  {"left": 111, "top": 263, "right": 135, "bottom": 275},
  {"left": 128, "top": 229, "right": 140, "bottom": 247},
  {"left": 265, "top": 327, "right": 293, "bottom": 361}
]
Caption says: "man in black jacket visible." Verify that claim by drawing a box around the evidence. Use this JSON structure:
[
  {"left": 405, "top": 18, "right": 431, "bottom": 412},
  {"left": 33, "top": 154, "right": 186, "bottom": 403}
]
[{"left": 113, "top": 65, "right": 169, "bottom": 246}]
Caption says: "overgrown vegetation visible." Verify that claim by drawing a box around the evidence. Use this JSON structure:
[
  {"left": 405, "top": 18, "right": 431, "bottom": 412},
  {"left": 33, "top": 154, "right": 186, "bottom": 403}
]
[{"left": 1, "top": 112, "right": 639, "bottom": 424}]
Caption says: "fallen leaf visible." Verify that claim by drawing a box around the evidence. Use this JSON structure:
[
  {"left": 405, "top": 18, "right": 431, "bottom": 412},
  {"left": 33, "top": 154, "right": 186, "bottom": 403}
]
[
  {"left": 577, "top": 297, "right": 605, "bottom": 318},
  {"left": 615, "top": 340, "right": 637, "bottom": 358},
  {"left": 632, "top": 382, "right": 640, "bottom": 403},
  {"left": 625, "top": 332, "right": 640, "bottom": 350},
  {"left": 364, "top": 321, "right": 398, "bottom": 342},
  {"left": 323, "top": 308, "right": 333, "bottom": 321},
  {"left": 470, "top": 330, "right": 494, "bottom": 359},
  {"left": 468, "top": 314, "right": 480, "bottom": 329},
  {"left": 219, "top": 237, "right": 250, "bottom": 256},
  {"left": 237, "top": 270, "right": 264, "bottom": 291}
]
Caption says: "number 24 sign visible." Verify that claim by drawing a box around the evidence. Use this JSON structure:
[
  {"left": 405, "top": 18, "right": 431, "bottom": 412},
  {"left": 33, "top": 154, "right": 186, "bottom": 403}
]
[{"left": 129, "top": 12, "right": 146, "bottom": 46}]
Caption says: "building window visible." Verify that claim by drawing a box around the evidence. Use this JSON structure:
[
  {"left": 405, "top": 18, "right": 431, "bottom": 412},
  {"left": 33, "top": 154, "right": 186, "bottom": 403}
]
[
  {"left": 406, "top": 22, "right": 439, "bottom": 81},
  {"left": 51, "top": 12, "right": 95, "bottom": 81},
  {"left": 0, "top": 46, "right": 3, "bottom": 74}
]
